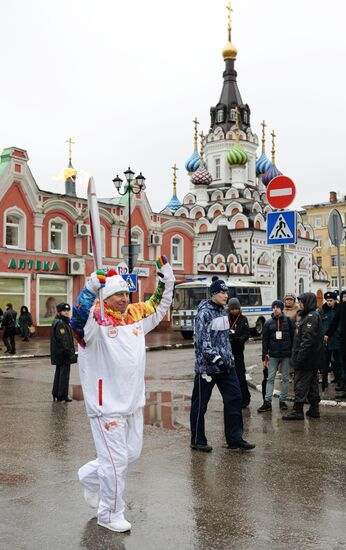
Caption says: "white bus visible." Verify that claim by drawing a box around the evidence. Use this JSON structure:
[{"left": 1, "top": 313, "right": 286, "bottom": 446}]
[{"left": 172, "top": 279, "right": 275, "bottom": 339}]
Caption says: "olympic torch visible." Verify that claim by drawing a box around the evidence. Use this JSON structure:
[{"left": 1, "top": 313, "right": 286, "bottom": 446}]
[{"left": 87, "top": 177, "right": 105, "bottom": 320}]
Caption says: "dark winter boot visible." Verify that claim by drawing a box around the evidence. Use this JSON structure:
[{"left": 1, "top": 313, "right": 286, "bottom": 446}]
[
  {"left": 282, "top": 402, "right": 304, "bottom": 421},
  {"left": 257, "top": 401, "right": 272, "bottom": 413},
  {"left": 306, "top": 404, "right": 320, "bottom": 418}
]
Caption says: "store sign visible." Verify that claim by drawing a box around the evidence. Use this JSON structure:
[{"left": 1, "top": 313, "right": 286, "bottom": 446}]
[
  {"left": 133, "top": 267, "right": 149, "bottom": 277},
  {"left": 8, "top": 258, "right": 59, "bottom": 271}
]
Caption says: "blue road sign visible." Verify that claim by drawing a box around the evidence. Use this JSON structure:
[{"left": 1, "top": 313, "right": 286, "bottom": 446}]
[
  {"left": 267, "top": 211, "right": 297, "bottom": 245},
  {"left": 121, "top": 273, "right": 137, "bottom": 292}
]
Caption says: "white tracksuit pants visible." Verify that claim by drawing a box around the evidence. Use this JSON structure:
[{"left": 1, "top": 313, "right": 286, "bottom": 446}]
[{"left": 78, "top": 408, "right": 143, "bottom": 523}]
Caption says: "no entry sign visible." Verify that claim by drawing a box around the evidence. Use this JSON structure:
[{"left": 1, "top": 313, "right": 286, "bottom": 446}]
[{"left": 266, "top": 175, "right": 296, "bottom": 209}]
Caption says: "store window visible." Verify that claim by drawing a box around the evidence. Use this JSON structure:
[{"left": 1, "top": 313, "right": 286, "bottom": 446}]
[
  {"left": 0, "top": 277, "right": 26, "bottom": 314},
  {"left": 49, "top": 219, "right": 67, "bottom": 253},
  {"left": 38, "top": 276, "right": 71, "bottom": 325},
  {"left": 4, "top": 208, "right": 26, "bottom": 249},
  {"left": 171, "top": 235, "right": 183, "bottom": 265}
]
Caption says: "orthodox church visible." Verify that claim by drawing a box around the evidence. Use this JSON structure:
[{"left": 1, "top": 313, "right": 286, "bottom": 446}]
[{"left": 162, "top": 4, "right": 327, "bottom": 298}]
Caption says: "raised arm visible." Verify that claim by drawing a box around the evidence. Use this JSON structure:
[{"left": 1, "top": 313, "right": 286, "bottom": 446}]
[{"left": 132, "top": 256, "right": 175, "bottom": 335}]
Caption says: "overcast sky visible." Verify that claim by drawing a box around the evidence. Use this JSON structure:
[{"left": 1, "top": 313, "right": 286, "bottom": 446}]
[{"left": 1, "top": 0, "right": 345, "bottom": 212}]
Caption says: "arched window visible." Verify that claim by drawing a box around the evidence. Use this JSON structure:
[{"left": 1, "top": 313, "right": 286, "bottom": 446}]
[
  {"left": 235, "top": 220, "right": 245, "bottom": 229},
  {"left": 199, "top": 224, "right": 208, "bottom": 233},
  {"left": 299, "top": 278, "right": 304, "bottom": 295},
  {"left": 49, "top": 218, "right": 68, "bottom": 253},
  {"left": 171, "top": 235, "right": 183, "bottom": 266},
  {"left": 4, "top": 208, "right": 26, "bottom": 249}
]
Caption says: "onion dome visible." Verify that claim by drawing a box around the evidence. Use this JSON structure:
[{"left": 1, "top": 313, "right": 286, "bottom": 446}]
[
  {"left": 256, "top": 152, "right": 272, "bottom": 176},
  {"left": 191, "top": 131, "right": 212, "bottom": 185},
  {"left": 262, "top": 164, "right": 282, "bottom": 186},
  {"left": 256, "top": 120, "right": 272, "bottom": 175},
  {"left": 185, "top": 150, "right": 201, "bottom": 173},
  {"left": 227, "top": 142, "right": 248, "bottom": 166},
  {"left": 261, "top": 128, "right": 282, "bottom": 185},
  {"left": 165, "top": 163, "right": 182, "bottom": 211},
  {"left": 191, "top": 166, "right": 212, "bottom": 185}
]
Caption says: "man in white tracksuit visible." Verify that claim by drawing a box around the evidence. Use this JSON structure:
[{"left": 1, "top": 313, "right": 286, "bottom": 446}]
[{"left": 71, "top": 256, "right": 174, "bottom": 533}]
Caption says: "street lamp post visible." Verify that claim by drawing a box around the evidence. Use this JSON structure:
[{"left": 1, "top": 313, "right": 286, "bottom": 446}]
[{"left": 112, "top": 168, "right": 146, "bottom": 277}]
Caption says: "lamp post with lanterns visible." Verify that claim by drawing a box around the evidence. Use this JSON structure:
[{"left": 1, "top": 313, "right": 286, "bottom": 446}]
[{"left": 112, "top": 168, "right": 146, "bottom": 276}]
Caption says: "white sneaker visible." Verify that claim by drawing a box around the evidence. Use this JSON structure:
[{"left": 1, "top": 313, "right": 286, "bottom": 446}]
[
  {"left": 97, "top": 518, "right": 131, "bottom": 533},
  {"left": 83, "top": 488, "right": 100, "bottom": 509}
]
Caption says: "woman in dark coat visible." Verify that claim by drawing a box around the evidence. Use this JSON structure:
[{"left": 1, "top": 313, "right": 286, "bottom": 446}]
[{"left": 18, "top": 306, "right": 33, "bottom": 341}]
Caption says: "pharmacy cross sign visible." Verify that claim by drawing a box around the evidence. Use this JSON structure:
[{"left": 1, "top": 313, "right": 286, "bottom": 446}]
[{"left": 266, "top": 175, "right": 296, "bottom": 209}]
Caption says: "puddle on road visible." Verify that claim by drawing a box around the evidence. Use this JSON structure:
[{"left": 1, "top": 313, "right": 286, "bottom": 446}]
[
  {"left": 144, "top": 390, "right": 191, "bottom": 429},
  {"left": 0, "top": 472, "right": 31, "bottom": 486},
  {"left": 71, "top": 386, "right": 191, "bottom": 430}
]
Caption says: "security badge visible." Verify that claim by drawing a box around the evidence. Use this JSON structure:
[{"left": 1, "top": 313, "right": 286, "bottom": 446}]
[
  {"left": 276, "top": 331, "right": 282, "bottom": 340},
  {"left": 59, "top": 328, "right": 65, "bottom": 334}
]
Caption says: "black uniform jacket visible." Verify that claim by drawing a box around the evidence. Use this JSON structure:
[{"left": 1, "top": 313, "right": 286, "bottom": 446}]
[
  {"left": 50, "top": 315, "right": 77, "bottom": 365},
  {"left": 229, "top": 313, "right": 249, "bottom": 354},
  {"left": 262, "top": 313, "right": 294, "bottom": 360},
  {"left": 326, "top": 301, "right": 346, "bottom": 355},
  {"left": 292, "top": 295, "right": 324, "bottom": 371}
]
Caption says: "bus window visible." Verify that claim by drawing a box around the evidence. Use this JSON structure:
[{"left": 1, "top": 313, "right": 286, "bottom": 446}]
[
  {"left": 173, "top": 287, "right": 208, "bottom": 310},
  {"left": 227, "top": 287, "right": 236, "bottom": 301},
  {"left": 249, "top": 287, "right": 262, "bottom": 306},
  {"left": 236, "top": 288, "right": 249, "bottom": 306}
]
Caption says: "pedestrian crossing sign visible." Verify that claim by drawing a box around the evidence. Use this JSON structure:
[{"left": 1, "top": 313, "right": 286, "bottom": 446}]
[
  {"left": 121, "top": 273, "right": 137, "bottom": 292},
  {"left": 267, "top": 211, "right": 297, "bottom": 245}
]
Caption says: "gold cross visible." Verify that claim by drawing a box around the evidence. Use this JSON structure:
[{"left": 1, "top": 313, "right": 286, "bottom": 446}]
[
  {"left": 261, "top": 120, "right": 267, "bottom": 153},
  {"left": 172, "top": 163, "right": 179, "bottom": 194},
  {"left": 199, "top": 131, "right": 205, "bottom": 165},
  {"left": 226, "top": 2, "right": 233, "bottom": 37},
  {"left": 271, "top": 129, "right": 276, "bottom": 164},
  {"left": 193, "top": 117, "right": 200, "bottom": 151},
  {"left": 66, "top": 137, "right": 75, "bottom": 162}
]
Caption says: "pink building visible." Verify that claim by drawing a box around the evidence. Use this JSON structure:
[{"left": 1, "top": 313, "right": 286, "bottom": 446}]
[{"left": 0, "top": 147, "right": 194, "bottom": 334}]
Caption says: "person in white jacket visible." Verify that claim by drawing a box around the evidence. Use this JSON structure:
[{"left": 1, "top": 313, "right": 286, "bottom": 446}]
[{"left": 71, "top": 256, "right": 175, "bottom": 533}]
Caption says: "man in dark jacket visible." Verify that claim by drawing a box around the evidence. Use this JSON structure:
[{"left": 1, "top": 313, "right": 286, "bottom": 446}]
[
  {"left": 325, "top": 289, "right": 346, "bottom": 398},
  {"left": 50, "top": 302, "right": 76, "bottom": 402},
  {"left": 258, "top": 300, "right": 295, "bottom": 413},
  {"left": 228, "top": 297, "right": 251, "bottom": 408},
  {"left": 318, "top": 291, "right": 342, "bottom": 390},
  {"left": 190, "top": 276, "right": 255, "bottom": 452},
  {"left": 283, "top": 293, "right": 323, "bottom": 420},
  {"left": 1, "top": 303, "right": 17, "bottom": 354}
]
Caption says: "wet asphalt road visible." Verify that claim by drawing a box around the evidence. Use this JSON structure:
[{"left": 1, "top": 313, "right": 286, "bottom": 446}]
[{"left": 1, "top": 344, "right": 346, "bottom": 550}]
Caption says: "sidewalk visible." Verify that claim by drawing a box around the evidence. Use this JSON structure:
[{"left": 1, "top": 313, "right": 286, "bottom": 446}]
[
  {"left": 0, "top": 330, "right": 193, "bottom": 360},
  {"left": 245, "top": 360, "right": 346, "bottom": 409}
]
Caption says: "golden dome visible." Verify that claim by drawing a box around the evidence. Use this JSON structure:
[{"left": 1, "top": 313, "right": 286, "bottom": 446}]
[{"left": 222, "top": 41, "right": 238, "bottom": 60}]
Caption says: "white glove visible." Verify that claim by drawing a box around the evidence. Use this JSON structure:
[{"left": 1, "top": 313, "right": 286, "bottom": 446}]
[
  {"left": 86, "top": 270, "right": 106, "bottom": 295},
  {"left": 156, "top": 255, "right": 175, "bottom": 283}
]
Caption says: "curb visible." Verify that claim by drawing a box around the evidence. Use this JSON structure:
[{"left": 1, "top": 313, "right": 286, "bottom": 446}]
[
  {"left": 0, "top": 342, "right": 195, "bottom": 362},
  {"left": 246, "top": 378, "right": 346, "bottom": 409}
]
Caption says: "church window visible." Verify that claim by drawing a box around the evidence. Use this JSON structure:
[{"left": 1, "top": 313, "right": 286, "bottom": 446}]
[
  {"left": 299, "top": 278, "right": 304, "bottom": 295},
  {"left": 230, "top": 109, "right": 236, "bottom": 121},
  {"left": 215, "top": 158, "right": 221, "bottom": 179},
  {"left": 199, "top": 224, "right": 208, "bottom": 233},
  {"left": 243, "top": 111, "right": 248, "bottom": 123},
  {"left": 217, "top": 110, "right": 224, "bottom": 123}
]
